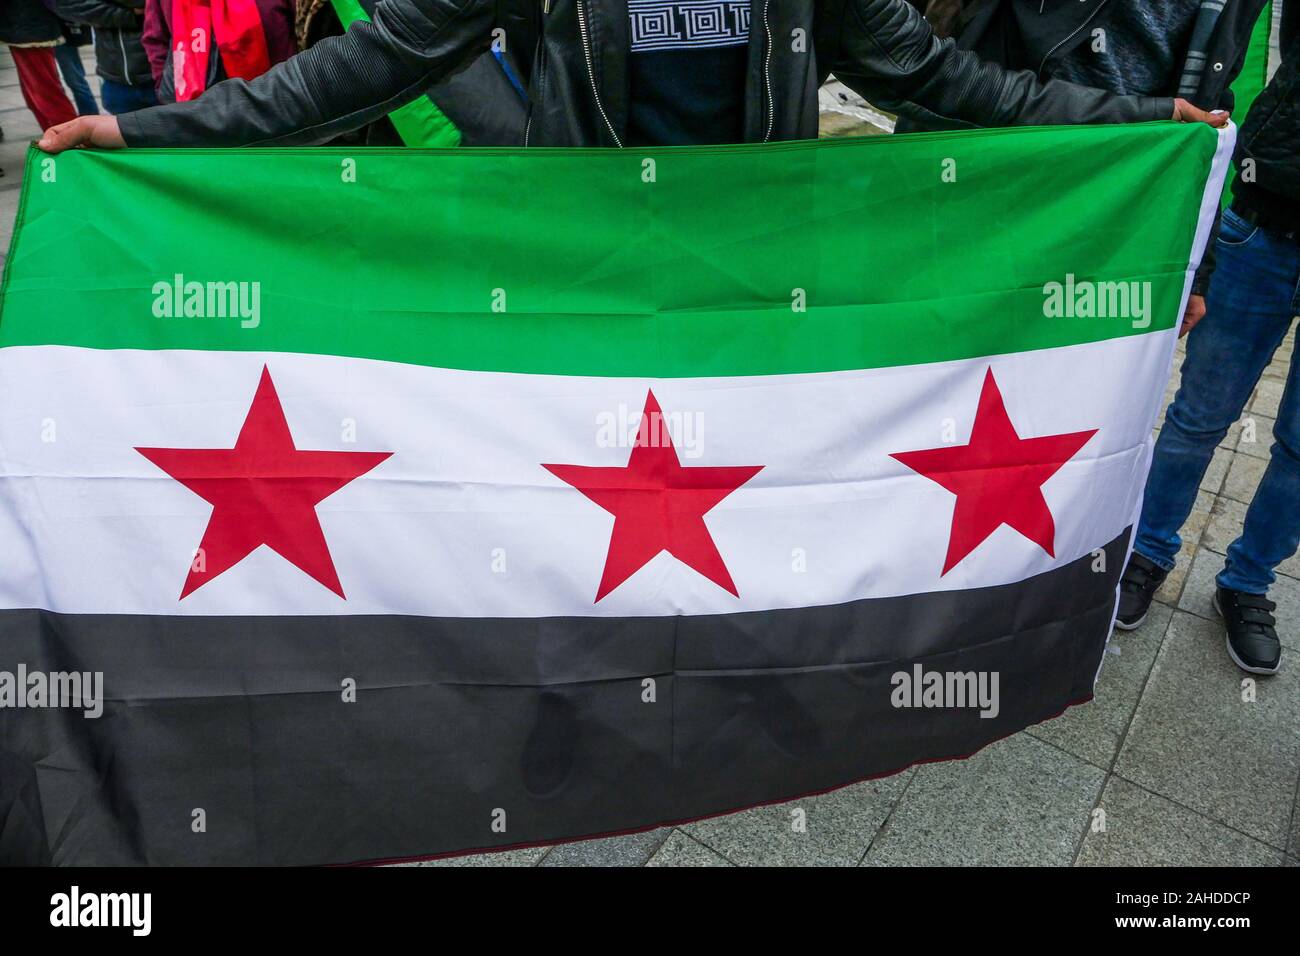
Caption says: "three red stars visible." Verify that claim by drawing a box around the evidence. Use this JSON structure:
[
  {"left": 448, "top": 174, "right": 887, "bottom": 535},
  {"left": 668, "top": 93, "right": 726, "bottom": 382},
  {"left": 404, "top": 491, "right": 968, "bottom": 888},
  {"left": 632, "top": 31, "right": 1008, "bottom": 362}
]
[
  {"left": 136, "top": 368, "right": 1092, "bottom": 601},
  {"left": 891, "top": 368, "right": 1096, "bottom": 576},
  {"left": 137, "top": 366, "right": 391, "bottom": 599},
  {"left": 544, "top": 390, "right": 763, "bottom": 602}
]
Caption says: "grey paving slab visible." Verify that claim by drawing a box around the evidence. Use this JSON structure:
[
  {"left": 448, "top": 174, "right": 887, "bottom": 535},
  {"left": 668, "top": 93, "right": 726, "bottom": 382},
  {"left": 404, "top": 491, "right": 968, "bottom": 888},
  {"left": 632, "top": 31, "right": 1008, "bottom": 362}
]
[
  {"left": 1233, "top": 413, "right": 1276, "bottom": 461},
  {"left": 539, "top": 829, "right": 671, "bottom": 867},
  {"left": 1, "top": 132, "right": 35, "bottom": 221},
  {"left": 1219, "top": 419, "right": 1240, "bottom": 450},
  {"left": 1251, "top": 377, "right": 1285, "bottom": 418},
  {"left": 645, "top": 830, "right": 733, "bottom": 867},
  {"left": 861, "top": 734, "right": 1105, "bottom": 867},
  {"left": 1199, "top": 445, "right": 1233, "bottom": 496},
  {"left": 1201, "top": 494, "right": 1300, "bottom": 583},
  {"left": 1, "top": 109, "right": 39, "bottom": 139},
  {"left": 1221, "top": 453, "right": 1266, "bottom": 505},
  {"left": 1116, "top": 611, "right": 1300, "bottom": 850},
  {"left": 1154, "top": 489, "right": 1215, "bottom": 606},
  {"left": 1272, "top": 324, "right": 1296, "bottom": 356},
  {"left": 1077, "top": 777, "right": 1283, "bottom": 866},
  {"left": 1, "top": 140, "right": 35, "bottom": 176},
  {"left": 0, "top": 185, "right": 18, "bottom": 257},
  {"left": 1174, "top": 546, "right": 1225, "bottom": 621},
  {"left": 403, "top": 846, "right": 548, "bottom": 867},
  {"left": 1178, "top": 546, "right": 1300, "bottom": 652},
  {"left": 681, "top": 772, "right": 913, "bottom": 867},
  {"left": 1029, "top": 603, "right": 1172, "bottom": 770}
]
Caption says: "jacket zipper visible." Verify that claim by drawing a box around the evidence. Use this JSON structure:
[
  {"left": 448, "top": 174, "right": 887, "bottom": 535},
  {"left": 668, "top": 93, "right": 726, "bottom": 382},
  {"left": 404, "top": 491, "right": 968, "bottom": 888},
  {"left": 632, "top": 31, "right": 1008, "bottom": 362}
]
[
  {"left": 524, "top": 43, "right": 543, "bottom": 144},
  {"left": 119, "top": 30, "right": 133, "bottom": 86},
  {"left": 527, "top": 0, "right": 555, "bottom": 145},
  {"left": 577, "top": 0, "right": 623, "bottom": 147},
  {"left": 1038, "top": 0, "right": 1110, "bottom": 76},
  {"left": 762, "top": 0, "right": 774, "bottom": 141}
]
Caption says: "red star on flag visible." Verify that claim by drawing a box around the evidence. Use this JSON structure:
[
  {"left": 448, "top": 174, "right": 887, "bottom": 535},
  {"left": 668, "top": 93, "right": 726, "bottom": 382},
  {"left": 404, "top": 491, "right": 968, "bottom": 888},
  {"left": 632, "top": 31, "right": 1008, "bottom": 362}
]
[
  {"left": 890, "top": 367, "right": 1097, "bottom": 576},
  {"left": 544, "top": 390, "right": 763, "bottom": 602},
  {"left": 137, "top": 366, "right": 392, "bottom": 599}
]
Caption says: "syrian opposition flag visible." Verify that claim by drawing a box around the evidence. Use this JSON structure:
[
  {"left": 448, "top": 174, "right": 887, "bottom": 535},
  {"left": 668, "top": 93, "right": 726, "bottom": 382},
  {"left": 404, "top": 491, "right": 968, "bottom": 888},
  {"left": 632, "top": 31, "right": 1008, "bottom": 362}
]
[{"left": 0, "top": 124, "right": 1231, "bottom": 865}]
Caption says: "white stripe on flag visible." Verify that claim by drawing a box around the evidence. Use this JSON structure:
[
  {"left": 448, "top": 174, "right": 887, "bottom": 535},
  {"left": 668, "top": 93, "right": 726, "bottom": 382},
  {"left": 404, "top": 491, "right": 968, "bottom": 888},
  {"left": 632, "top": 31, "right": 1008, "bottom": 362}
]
[{"left": 1, "top": 332, "right": 1173, "bottom": 618}]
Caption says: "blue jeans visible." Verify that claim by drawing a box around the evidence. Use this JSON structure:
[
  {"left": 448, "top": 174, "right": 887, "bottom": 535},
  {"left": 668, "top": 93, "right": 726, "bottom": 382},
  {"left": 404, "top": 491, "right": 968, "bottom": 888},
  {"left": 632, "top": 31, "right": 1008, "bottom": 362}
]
[
  {"left": 1135, "top": 206, "right": 1300, "bottom": 595},
  {"left": 99, "top": 80, "right": 158, "bottom": 116},
  {"left": 53, "top": 44, "right": 97, "bottom": 116}
]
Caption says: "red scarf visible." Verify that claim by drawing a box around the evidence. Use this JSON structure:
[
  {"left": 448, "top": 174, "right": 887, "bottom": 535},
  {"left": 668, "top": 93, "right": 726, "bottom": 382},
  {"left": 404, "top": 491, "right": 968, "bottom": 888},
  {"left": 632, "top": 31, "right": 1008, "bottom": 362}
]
[{"left": 171, "top": 0, "right": 271, "bottom": 102}]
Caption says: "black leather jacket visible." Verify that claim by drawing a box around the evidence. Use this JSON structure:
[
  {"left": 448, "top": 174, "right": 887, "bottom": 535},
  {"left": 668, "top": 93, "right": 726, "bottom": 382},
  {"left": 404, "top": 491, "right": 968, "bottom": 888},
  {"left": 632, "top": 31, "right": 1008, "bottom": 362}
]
[
  {"left": 0, "top": 0, "right": 63, "bottom": 46},
  {"left": 924, "top": 0, "right": 1267, "bottom": 112},
  {"left": 117, "top": 0, "right": 1172, "bottom": 148},
  {"left": 55, "top": 0, "right": 152, "bottom": 87}
]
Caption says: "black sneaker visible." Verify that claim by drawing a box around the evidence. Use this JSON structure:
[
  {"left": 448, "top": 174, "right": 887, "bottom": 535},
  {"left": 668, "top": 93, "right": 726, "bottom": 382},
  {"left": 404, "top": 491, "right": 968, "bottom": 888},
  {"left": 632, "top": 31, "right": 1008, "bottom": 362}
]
[
  {"left": 1115, "top": 552, "right": 1168, "bottom": 630},
  {"left": 1213, "top": 587, "right": 1282, "bottom": 675}
]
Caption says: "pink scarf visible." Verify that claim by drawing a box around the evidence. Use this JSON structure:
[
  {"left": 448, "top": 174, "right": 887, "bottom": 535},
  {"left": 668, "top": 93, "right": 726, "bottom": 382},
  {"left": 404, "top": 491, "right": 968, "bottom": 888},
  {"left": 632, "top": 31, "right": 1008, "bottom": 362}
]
[{"left": 171, "top": 0, "right": 271, "bottom": 101}]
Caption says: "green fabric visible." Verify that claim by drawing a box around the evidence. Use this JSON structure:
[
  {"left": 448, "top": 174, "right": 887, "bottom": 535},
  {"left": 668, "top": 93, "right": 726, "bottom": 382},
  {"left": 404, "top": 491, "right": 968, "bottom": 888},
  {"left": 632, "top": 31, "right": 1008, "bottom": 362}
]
[
  {"left": 0, "top": 124, "right": 1218, "bottom": 379},
  {"left": 1224, "top": 0, "right": 1274, "bottom": 205},
  {"left": 328, "top": 0, "right": 461, "bottom": 149},
  {"left": 1235, "top": 2, "right": 1274, "bottom": 111}
]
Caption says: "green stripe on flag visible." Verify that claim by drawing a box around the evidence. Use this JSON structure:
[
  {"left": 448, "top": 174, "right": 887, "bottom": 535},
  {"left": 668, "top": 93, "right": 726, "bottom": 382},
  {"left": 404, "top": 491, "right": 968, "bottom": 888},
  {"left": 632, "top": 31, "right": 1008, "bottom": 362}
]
[{"left": 0, "top": 123, "right": 1218, "bottom": 379}]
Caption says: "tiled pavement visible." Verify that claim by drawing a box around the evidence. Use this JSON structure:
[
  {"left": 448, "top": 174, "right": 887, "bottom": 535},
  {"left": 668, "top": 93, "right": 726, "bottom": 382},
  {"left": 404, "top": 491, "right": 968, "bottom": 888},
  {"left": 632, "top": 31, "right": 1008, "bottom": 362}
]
[
  {"left": 0, "top": 46, "right": 44, "bottom": 260},
  {"left": 2, "top": 45, "right": 1297, "bottom": 868}
]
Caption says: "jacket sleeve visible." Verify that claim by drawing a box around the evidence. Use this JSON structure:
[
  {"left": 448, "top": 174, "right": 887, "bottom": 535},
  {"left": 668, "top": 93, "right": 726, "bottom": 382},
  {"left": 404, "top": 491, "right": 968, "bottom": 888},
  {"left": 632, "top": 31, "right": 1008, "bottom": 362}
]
[
  {"left": 118, "top": 0, "right": 494, "bottom": 147},
  {"left": 54, "top": 0, "right": 141, "bottom": 30},
  {"left": 826, "top": 0, "right": 1175, "bottom": 129},
  {"left": 141, "top": 0, "right": 168, "bottom": 87}
]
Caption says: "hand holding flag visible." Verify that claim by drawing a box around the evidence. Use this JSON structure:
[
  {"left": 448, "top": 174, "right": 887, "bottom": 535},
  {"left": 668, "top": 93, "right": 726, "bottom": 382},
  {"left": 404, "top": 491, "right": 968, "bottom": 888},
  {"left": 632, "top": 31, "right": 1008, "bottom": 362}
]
[{"left": 38, "top": 115, "right": 124, "bottom": 154}]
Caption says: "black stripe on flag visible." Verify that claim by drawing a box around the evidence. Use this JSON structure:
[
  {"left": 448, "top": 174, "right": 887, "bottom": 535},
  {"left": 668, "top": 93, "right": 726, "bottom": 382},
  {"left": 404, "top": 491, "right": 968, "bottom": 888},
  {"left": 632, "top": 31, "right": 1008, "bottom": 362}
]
[{"left": 0, "top": 530, "right": 1128, "bottom": 865}]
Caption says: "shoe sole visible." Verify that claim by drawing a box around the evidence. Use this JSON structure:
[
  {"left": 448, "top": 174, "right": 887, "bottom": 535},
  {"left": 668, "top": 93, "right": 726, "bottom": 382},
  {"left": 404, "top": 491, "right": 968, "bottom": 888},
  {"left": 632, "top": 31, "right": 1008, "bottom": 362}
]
[
  {"left": 1113, "top": 613, "right": 1145, "bottom": 632},
  {"left": 1212, "top": 592, "right": 1281, "bottom": 676}
]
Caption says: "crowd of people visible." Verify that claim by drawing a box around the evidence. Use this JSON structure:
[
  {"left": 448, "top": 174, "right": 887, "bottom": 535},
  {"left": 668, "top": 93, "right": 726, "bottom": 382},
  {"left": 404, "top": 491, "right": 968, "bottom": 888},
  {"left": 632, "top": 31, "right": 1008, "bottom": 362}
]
[
  {"left": 3, "top": 0, "right": 1297, "bottom": 676},
  {"left": 0, "top": 0, "right": 297, "bottom": 130}
]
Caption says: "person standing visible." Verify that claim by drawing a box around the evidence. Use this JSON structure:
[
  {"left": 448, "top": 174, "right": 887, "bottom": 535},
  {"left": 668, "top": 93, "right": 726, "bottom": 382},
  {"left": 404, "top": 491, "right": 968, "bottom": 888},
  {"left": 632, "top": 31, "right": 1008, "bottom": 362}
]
[
  {"left": 38, "top": 0, "right": 1225, "bottom": 155},
  {"left": 141, "top": 0, "right": 296, "bottom": 103},
  {"left": 48, "top": 10, "right": 99, "bottom": 115},
  {"left": 0, "top": 0, "right": 77, "bottom": 130},
  {"left": 54, "top": 0, "right": 157, "bottom": 114},
  {"left": 1116, "top": 5, "right": 1300, "bottom": 676}
]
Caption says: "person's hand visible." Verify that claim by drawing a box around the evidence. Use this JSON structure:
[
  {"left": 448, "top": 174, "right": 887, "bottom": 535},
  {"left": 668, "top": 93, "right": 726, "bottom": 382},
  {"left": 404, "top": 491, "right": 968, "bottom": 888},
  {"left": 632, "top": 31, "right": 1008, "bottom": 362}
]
[
  {"left": 1172, "top": 99, "right": 1229, "bottom": 127},
  {"left": 1180, "top": 293, "right": 1206, "bottom": 337},
  {"left": 37, "top": 115, "right": 125, "bottom": 154}
]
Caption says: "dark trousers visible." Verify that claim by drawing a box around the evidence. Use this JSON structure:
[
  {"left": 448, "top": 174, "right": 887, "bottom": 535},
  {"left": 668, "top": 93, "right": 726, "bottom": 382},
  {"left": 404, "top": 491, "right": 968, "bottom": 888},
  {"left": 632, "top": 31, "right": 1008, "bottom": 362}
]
[
  {"left": 53, "top": 44, "right": 98, "bottom": 115},
  {"left": 1136, "top": 208, "right": 1300, "bottom": 595},
  {"left": 9, "top": 46, "right": 76, "bottom": 130},
  {"left": 100, "top": 79, "right": 158, "bottom": 116}
]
